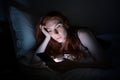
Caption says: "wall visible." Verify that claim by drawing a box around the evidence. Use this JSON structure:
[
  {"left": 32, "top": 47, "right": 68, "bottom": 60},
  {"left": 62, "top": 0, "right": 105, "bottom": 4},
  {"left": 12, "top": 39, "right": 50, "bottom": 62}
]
[{"left": 31, "top": 0, "right": 119, "bottom": 34}]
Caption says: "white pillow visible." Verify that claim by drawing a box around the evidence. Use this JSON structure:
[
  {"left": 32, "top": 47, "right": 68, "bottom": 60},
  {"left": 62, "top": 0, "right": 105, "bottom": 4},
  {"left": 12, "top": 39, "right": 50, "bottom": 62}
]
[{"left": 9, "top": 6, "right": 36, "bottom": 58}]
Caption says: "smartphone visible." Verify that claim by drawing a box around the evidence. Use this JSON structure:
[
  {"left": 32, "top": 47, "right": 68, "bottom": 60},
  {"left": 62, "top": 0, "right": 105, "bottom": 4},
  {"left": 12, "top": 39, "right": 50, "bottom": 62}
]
[{"left": 36, "top": 53, "right": 55, "bottom": 63}]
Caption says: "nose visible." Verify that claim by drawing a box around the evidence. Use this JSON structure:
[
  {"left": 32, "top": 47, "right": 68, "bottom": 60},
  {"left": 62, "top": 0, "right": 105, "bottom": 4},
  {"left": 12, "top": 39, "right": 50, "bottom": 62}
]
[{"left": 55, "top": 29, "right": 59, "bottom": 34}]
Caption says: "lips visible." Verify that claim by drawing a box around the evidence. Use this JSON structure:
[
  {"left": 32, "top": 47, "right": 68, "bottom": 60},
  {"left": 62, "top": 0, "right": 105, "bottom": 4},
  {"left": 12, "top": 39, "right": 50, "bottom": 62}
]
[{"left": 56, "top": 37, "right": 61, "bottom": 40}]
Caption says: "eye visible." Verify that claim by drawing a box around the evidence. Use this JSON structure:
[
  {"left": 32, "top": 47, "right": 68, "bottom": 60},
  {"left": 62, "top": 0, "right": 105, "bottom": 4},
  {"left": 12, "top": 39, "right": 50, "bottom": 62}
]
[{"left": 57, "top": 25, "right": 61, "bottom": 28}]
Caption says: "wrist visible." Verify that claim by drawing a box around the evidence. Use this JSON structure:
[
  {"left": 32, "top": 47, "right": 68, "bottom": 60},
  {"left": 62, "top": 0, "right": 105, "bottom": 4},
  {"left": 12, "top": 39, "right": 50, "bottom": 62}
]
[{"left": 45, "top": 36, "right": 51, "bottom": 41}]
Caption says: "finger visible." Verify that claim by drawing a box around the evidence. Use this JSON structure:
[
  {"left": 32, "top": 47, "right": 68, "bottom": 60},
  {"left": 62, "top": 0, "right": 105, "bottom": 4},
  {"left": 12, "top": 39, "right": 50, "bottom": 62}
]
[
  {"left": 39, "top": 25, "right": 42, "bottom": 29},
  {"left": 39, "top": 25, "right": 45, "bottom": 30},
  {"left": 44, "top": 26, "right": 47, "bottom": 28},
  {"left": 41, "top": 26, "right": 46, "bottom": 32},
  {"left": 42, "top": 26, "right": 46, "bottom": 29}
]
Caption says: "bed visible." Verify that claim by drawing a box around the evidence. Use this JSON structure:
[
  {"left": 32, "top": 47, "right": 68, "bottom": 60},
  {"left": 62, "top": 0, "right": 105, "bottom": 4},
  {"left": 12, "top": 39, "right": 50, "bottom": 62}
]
[{"left": 8, "top": 6, "right": 120, "bottom": 80}]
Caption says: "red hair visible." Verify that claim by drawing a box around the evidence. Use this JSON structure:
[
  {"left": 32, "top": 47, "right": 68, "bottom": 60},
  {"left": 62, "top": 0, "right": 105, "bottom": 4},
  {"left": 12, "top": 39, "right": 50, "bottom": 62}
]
[{"left": 35, "top": 11, "right": 87, "bottom": 60}]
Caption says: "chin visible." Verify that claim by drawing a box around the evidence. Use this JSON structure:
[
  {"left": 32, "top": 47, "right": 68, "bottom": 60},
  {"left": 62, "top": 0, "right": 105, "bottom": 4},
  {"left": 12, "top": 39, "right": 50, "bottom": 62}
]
[
  {"left": 57, "top": 41, "right": 63, "bottom": 43},
  {"left": 56, "top": 40, "right": 63, "bottom": 43}
]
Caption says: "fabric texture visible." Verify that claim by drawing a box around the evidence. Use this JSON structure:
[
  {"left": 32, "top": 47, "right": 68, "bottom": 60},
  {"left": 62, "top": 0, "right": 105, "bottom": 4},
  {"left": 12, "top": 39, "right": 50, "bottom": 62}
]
[{"left": 9, "top": 6, "right": 36, "bottom": 58}]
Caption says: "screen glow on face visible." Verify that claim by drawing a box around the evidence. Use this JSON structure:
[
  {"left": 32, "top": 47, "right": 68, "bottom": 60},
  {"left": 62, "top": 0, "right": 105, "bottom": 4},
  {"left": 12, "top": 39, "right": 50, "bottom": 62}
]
[
  {"left": 47, "top": 24, "right": 63, "bottom": 34},
  {"left": 45, "top": 19, "right": 67, "bottom": 43},
  {"left": 47, "top": 23, "right": 67, "bottom": 43}
]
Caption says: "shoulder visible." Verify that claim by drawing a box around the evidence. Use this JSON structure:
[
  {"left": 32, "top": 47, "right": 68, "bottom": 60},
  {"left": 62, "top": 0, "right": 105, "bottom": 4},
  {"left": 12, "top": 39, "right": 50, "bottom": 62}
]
[
  {"left": 77, "top": 29, "right": 93, "bottom": 39},
  {"left": 77, "top": 29, "right": 97, "bottom": 47}
]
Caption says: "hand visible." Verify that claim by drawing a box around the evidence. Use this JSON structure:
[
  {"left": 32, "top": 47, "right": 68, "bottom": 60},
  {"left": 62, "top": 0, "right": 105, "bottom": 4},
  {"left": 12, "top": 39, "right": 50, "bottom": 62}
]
[
  {"left": 47, "top": 60, "right": 75, "bottom": 73},
  {"left": 39, "top": 25, "right": 51, "bottom": 39}
]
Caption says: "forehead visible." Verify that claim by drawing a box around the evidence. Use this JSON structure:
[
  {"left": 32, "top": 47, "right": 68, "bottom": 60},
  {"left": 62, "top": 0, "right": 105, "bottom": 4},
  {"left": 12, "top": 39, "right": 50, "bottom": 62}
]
[{"left": 46, "top": 20, "right": 59, "bottom": 28}]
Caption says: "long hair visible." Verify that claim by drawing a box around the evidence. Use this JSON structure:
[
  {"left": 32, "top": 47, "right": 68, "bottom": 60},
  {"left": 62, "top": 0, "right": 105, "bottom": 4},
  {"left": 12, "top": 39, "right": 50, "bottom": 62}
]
[{"left": 35, "top": 11, "right": 88, "bottom": 60}]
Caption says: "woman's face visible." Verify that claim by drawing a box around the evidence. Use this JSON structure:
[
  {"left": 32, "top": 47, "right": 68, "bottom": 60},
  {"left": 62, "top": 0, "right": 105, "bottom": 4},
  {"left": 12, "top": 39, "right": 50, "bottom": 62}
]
[{"left": 45, "top": 20, "right": 67, "bottom": 43}]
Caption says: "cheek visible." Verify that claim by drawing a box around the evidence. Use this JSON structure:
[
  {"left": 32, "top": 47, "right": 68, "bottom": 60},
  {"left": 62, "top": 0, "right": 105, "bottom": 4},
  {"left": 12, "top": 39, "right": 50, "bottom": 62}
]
[
  {"left": 59, "top": 30, "right": 67, "bottom": 39},
  {"left": 49, "top": 33, "right": 55, "bottom": 38},
  {"left": 62, "top": 29, "right": 67, "bottom": 35},
  {"left": 60, "top": 32, "right": 65, "bottom": 36},
  {"left": 63, "top": 32, "right": 67, "bottom": 39}
]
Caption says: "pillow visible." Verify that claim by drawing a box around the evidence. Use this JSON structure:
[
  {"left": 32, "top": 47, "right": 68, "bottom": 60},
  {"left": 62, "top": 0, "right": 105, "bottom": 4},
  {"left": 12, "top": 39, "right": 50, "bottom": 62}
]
[{"left": 9, "top": 6, "right": 36, "bottom": 58}]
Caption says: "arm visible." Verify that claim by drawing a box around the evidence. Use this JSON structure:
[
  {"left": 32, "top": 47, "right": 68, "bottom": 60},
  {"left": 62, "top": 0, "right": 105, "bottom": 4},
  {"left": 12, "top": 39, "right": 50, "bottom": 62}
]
[
  {"left": 77, "top": 30, "right": 104, "bottom": 63},
  {"left": 36, "top": 37, "right": 50, "bottom": 53},
  {"left": 36, "top": 25, "right": 51, "bottom": 53}
]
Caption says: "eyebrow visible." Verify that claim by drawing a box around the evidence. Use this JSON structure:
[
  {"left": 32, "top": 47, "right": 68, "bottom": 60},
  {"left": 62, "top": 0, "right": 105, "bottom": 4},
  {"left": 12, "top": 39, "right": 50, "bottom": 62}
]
[
  {"left": 46, "top": 23, "right": 62, "bottom": 31},
  {"left": 55, "top": 24, "right": 62, "bottom": 29}
]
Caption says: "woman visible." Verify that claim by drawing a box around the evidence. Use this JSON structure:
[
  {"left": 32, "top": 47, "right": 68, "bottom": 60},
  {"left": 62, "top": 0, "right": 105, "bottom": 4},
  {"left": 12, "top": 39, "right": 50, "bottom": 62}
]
[{"left": 35, "top": 11, "right": 105, "bottom": 73}]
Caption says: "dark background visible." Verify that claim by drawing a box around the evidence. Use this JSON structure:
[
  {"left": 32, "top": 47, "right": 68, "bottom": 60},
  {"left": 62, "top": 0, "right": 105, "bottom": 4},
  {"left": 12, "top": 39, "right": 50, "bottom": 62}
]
[
  {"left": 0, "top": 0, "right": 119, "bottom": 33},
  {"left": 31, "top": 0, "right": 119, "bottom": 34}
]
